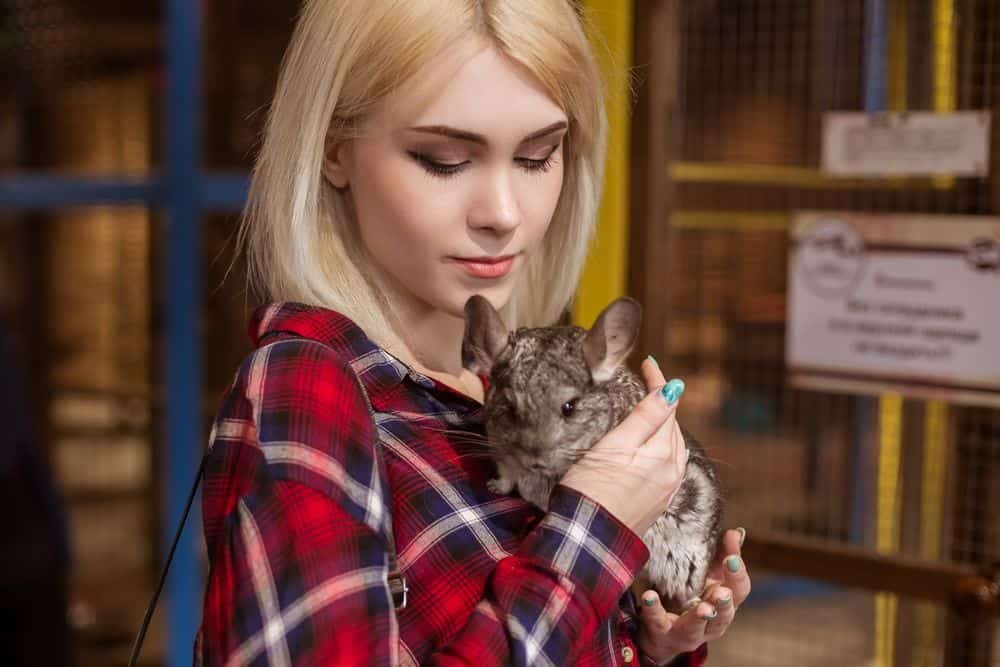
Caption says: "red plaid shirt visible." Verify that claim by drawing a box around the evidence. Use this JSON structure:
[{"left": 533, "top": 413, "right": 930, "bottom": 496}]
[{"left": 196, "top": 302, "right": 708, "bottom": 666}]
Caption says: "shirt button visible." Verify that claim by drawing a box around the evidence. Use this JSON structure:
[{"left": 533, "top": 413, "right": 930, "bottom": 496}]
[{"left": 621, "top": 645, "right": 635, "bottom": 663}]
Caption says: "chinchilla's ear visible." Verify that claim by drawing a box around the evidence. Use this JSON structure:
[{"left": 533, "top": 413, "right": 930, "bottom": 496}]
[
  {"left": 581, "top": 297, "right": 642, "bottom": 383},
  {"left": 462, "top": 295, "right": 509, "bottom": 375}
]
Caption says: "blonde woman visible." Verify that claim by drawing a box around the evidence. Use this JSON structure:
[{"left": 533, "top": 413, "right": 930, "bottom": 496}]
[{"left": 197, "top": 1, "right": 750, "bottom": 664}]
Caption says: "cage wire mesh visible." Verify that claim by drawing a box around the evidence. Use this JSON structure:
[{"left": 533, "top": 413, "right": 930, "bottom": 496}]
[
  {"left": 2, "top": 0, "right": 302, "bottom": 662},
  {"left": 3, "top": 1, "right": 162, "bottom": 664},
  {"left": 667, "top": 0, "right": 999, "bottom": 665}
]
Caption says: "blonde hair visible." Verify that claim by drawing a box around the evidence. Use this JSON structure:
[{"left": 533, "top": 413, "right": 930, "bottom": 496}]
[{"left": 237, "top": 0, "right": 608, "bottom": 355}]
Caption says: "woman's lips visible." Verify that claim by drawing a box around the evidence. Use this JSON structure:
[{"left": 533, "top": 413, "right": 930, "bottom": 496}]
[{"left": 449, "top": 255, "right": 516, "bottom": 279}]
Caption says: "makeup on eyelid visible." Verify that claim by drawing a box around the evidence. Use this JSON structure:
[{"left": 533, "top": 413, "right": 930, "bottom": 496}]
[{"left": 407, "top": 143, "right": 561, "bottom": 178}]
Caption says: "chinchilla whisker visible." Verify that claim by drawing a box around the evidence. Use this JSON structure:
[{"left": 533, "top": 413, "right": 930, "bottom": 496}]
[{"left": 407, "top": 422, "right": 495, "bottom": 449}]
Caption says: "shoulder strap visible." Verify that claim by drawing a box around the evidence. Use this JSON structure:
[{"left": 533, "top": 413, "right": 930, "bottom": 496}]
[
  {"left": 351, "top": 370, "right": 409, "bottom": 610},
  {"left": 304, "top": 335, "right": 407, "bottom": 611}
]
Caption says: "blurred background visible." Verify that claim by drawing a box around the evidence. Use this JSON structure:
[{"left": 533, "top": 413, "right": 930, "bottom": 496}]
[{"left": 0, "top": 0, "right": 997, "bottom": 665}]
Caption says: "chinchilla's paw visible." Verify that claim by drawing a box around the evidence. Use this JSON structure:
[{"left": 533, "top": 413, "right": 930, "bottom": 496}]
[{"left": 487, "top": 476, "right": 515, "bottom": 495}]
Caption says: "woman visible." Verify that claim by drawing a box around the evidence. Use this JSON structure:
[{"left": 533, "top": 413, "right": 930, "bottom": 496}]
[{"left": 197, "top": 1, "right": 751, "bottom": 664}]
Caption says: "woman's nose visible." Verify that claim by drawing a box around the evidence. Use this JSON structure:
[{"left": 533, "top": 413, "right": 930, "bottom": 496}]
[{"left": 468, "top": 169, "right": 521, "bottom": 235}]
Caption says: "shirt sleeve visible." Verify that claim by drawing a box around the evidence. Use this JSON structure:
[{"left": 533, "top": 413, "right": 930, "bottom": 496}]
[{"left": 196, "top": 338, "right": 652, "bottom": 666}]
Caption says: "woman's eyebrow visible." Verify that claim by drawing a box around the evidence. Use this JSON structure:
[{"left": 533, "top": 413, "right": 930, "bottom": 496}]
[{"left": 406, "top": 120, "right": 568, "bottom": 146}]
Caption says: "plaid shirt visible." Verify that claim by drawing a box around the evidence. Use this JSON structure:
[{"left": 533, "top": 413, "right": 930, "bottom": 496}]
[{"left": 196, "top": 302, "right": 708, "bottom": 666}]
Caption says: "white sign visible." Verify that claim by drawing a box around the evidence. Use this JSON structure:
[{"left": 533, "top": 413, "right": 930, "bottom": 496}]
[
  {"left": 822, "top": 111, "right": 990, "bottom": 176},
  {"left": 787, "top": 212, "right": 1000, "bottom": 406}
]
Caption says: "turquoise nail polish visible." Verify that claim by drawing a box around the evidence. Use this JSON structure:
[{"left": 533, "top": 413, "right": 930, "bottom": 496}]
[
  {"left": 643, "top": 595, "right": 657, "bottom": 607},
  {"left": 659, "top": 378, "right": 685, "bottom": 405},
  {"left": 716, "top": 596, "right": 732, "bottom": 608},
  {"left": 736, "top": 527, "right": 746, "bottom": 547},
  {"left": 726, "top": 555, "right": 741, "bottom": 573},
  {"left": 700, "top": 609, "right": 718, "bottom": 621},
  {"left": 646, "top": 354, "right": 659, "bottom": 368}
]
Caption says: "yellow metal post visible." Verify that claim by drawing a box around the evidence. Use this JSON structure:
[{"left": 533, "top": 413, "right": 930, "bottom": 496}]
[
  {"left": 915, "top": 400, "right": 949, "bottom": 666},
  {"left": 933, "top": 0, "right": 956, "bottom": 189},
  {"left": 573, "top": 0, "right": 633, "bottom": 327},
  {"left": 875, "top": 393, "right": 903, "bottom": 667},
  {"left": 875, "top": 5, "right": 908, "bottom": 663}
]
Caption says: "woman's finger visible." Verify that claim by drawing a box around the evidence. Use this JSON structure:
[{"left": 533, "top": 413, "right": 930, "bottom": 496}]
[
  {"left": 662, "top": 603, "right": 714, "bottom": 652},
  {"left": 637, "top": 590, "right": 675, "bottom": 639},
  {"left": 708, "top": 529, "right": 740, "bottom": 576},
  {"left": 721, "top": 553, "right": 751, "bottom": 608},
  {"left": 640, "top": 356, "right": 666, "bottom": 389},
  {"left": 597, "top": 370, "right": 681, "bottom": 455},
  {"left": 701, "top": 584, "right": 734, "bottom": 640},
  {"left": 706, "top": 528, "right": 751, "bottom": 607}
]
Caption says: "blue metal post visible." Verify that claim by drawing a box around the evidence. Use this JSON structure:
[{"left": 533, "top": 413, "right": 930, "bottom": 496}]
[
  {"left": 863, "top": 0, "right": 888, "bottom": 113},
  {"left": 848, "top": 0, "right": 888, "bottom": 546},
  {"left": 165, "top": 0, "right": 202, "bottom": 662}
]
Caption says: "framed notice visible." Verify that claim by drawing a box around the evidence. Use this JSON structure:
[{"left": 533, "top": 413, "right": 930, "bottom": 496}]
[
  {"left": 787, "top": 211, "right": 1000, "bottom": 407},
  {"left": 822, "top": 111, "right": 990, "bottom": 177}
]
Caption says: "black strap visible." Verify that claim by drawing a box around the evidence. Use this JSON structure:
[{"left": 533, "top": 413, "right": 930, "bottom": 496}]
[{"left": 128, "top": 453, "right": 207, "bottom": 667}]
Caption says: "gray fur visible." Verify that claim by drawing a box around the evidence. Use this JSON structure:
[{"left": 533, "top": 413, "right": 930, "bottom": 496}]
[{"left": 462, "top": 295, "right": 724, "bottom": 614}]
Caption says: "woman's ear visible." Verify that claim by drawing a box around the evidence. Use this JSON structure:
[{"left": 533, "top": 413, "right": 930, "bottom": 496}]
[{"left": 321, "top": 132, "right": 351, "bottom": 189}]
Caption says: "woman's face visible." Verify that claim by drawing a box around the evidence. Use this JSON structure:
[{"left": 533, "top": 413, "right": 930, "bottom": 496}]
[{"left": 324, "top": 39, "right": 568, "bottom": 320}]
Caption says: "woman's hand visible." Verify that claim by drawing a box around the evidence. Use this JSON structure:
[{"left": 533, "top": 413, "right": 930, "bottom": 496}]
[
  {"left": 560, "top": 357, "right": 688, "bottom": 537},
  {"left": 634, "top": 528, "right": 752, "bottom": 664}
]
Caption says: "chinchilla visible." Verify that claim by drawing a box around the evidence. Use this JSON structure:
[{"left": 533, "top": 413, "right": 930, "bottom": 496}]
[{"left": 461, "top": 294, "right": 723, "bottom": 614}]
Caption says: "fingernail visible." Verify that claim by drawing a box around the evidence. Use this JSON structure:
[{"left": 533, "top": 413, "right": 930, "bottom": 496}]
[
  {"left": 643, "top": 593, "right": 658, "bottom": 607},
  {"left": 700, "top": 608, "right": 718, "bottom": 621},
  {"left": 726, "top": 555, "right": 742, "bottom": 573},
  {"left": 684, "top": 597, "right": 702, "bottom": 610},
  {"left": 646, "top": 354, "right": 659, "bottom": 369},
  {"left": 736, "top": 527, "right": 746, "bottom": 547},
  {"left": 659, "top": 378, "right": 685, "bottom": 405},
  {"left": 716, "top": 596, "right": 732, "bottom": 608}
]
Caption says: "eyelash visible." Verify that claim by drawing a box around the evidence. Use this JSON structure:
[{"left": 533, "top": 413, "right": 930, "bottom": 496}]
[{"left": 409, "top": 146, "right": 559, "bottom": 179}]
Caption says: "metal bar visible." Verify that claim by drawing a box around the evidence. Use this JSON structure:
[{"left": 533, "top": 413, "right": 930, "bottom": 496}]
[
  {"left": 164, "top": 0, "right": 202, "bottom": 662},
  {"left": 0, "top": 173, "right": 249, "bottom": 211},
  {"left": 864, "top": 0, "right": 888, "bottom": 112},
  {"left": 670, "top": 211, "right": 789, "bottom": 232},
  {"left": 915, "top": 400, "right": 950, "bottom": 665},
  {"left": 932, "top": 0, "right": 956, "bottom": 190},
  {"left": 741, "top": 533, "right": 982, "bottom": 606},
  {"left": 0, "top": 176, "right": 162, "bottom": 209},
  {"left": 201, "top": 173, "right": 250, "bottom": 210},
  {"left": 573, "top": 0, "right": 633, "bottom": 327},
  {"left": 669, "top": 162, "right": 942, "bottom": 189},
  {"left": 629, "top": 0, "right": 681, "bottom": 366},
  {"left": 860, "top": 4, "right": 893, "bottom": 658},
  {"left": 875, "top": 393, "right": 903, "bottom": 666}
]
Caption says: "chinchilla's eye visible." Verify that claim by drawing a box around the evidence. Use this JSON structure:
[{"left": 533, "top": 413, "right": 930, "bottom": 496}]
[{"left": 561, "top": 398, "right": 579, "bottom": 418}]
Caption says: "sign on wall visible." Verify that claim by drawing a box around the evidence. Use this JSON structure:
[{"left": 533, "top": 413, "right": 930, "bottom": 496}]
[
  {"left": 787, "top": 211, "right": 1000, "bottom": 406},
  {"left": 822, "top": 111, "right": 991, "bottom": 177}
]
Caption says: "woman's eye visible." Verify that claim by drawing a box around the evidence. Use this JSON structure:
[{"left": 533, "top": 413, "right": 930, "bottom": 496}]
[
  {"left": 408, "top": 151, "right": 468, "bottom": 178},
  {"left": 516, "top": 145, "right": 560, "bottom": 174},
  {"left": 409, "top": 144, "right": 559, "bottom": 178},
  {"left": 561, "top": 398, "right": 578, "bottom": 418}
]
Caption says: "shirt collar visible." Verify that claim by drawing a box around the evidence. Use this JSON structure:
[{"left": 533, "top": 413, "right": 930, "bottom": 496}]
[{"left": 248, "top": 301, "right": 485, "bottom": 411}]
